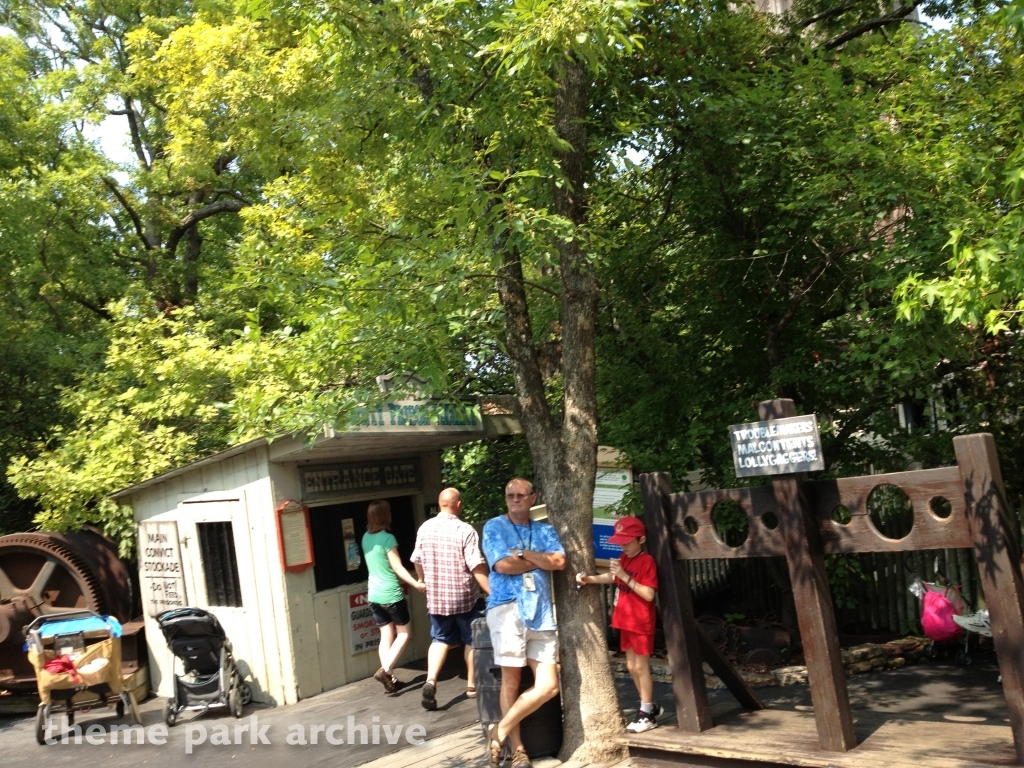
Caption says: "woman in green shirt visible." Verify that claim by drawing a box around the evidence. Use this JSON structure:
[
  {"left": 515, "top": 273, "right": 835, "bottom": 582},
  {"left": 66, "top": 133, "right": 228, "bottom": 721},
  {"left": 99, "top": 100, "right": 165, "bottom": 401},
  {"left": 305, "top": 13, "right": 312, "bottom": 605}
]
[{"left": 363, "top": 499, "right": 425, "bottom": 693}]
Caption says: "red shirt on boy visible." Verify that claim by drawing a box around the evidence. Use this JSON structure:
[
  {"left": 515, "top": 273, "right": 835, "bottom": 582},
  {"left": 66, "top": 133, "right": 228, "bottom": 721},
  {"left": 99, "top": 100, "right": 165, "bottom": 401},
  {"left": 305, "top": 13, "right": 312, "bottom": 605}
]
[{"left": 611, "top": 550, "right": 658, "bottom": 637}]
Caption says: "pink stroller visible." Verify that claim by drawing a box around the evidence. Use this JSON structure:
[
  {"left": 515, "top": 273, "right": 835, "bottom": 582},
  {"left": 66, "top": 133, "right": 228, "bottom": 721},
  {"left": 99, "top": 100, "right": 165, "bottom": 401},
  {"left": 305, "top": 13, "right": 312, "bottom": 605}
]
[{"left": 910, "top": 578, "right": 972, "bottom": 666}]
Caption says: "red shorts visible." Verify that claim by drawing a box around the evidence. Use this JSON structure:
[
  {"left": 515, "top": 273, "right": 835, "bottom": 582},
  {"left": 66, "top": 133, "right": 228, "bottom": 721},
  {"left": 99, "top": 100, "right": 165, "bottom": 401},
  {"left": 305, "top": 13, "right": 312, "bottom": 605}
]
[{"left": 619, "top": 629, "right": 654, "bottom": 657}]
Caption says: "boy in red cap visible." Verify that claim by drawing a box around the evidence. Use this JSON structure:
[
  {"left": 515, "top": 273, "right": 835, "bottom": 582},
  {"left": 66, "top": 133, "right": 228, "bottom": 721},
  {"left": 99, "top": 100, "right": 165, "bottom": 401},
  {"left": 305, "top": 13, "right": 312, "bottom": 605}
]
[{"left": 576, "top": 515, "right": 661, "bottom": 732}]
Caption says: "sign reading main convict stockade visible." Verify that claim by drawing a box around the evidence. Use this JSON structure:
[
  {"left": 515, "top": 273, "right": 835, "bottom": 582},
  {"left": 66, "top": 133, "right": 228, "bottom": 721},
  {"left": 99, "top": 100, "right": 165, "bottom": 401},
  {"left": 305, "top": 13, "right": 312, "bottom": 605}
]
[{"left": 729, "top": 414, "right": 824, "bottom": 478}]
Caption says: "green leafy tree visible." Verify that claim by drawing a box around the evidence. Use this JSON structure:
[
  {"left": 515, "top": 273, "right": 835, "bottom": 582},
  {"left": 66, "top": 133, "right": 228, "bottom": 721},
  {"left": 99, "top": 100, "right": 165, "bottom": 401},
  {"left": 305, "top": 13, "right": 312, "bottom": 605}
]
[{"left": 0, "top": 35, "right": 117, "bottom": 532}]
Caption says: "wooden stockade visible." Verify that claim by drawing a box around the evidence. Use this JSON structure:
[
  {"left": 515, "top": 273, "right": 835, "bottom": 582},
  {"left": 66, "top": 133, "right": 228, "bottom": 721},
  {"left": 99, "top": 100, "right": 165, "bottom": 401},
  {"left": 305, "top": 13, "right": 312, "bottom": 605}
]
[{"left": 629, "top": 398, "right": 1024, "bottom": 767}]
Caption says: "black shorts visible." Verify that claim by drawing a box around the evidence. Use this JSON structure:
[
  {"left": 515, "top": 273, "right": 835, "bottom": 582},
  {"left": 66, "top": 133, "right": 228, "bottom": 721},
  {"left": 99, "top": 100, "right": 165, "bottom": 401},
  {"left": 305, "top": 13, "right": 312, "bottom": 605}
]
[{"left": 370, "top": 599, "right": 411, "bottom": 627}]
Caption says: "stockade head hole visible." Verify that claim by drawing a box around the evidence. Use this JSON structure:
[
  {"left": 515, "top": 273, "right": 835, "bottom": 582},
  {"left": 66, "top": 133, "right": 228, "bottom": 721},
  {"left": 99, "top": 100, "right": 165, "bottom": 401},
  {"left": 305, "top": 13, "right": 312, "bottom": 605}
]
[{"left": 664, "top": 466, "right": 972, "bottom": 560}]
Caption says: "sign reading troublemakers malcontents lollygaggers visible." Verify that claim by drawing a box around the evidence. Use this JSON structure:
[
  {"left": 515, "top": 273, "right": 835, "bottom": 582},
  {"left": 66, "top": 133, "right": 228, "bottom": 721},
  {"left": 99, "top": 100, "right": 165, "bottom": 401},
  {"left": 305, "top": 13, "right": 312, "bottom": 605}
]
[{"left": 729, "top": 414, "right": 825, "bottom": 478}]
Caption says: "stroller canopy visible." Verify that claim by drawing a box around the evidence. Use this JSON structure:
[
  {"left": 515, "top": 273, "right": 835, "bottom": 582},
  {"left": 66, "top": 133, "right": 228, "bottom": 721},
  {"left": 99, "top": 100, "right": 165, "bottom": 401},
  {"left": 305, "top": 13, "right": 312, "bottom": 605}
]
[{"left": 156, "top": 608, "right": 226, "bottom": 643}]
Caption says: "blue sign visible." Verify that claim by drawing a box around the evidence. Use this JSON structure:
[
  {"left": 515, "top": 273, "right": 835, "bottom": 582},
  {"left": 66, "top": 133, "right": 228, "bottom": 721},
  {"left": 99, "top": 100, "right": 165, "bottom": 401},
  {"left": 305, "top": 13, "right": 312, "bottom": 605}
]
[{"left": 593, "top": 518, "right": 623, "bottom": 560}]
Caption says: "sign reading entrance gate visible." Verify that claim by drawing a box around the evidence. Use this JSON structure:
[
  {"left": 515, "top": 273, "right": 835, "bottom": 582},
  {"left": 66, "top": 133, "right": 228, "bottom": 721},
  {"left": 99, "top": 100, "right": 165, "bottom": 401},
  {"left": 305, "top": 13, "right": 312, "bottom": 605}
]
[
  {"left": 138, "top": 520, "right": 188, "bottom": 617},
  {"left": 300, "top": 458, "right": 423, "bottom": 501},
  {"left": 729, "top": 414, "right": 824, "bottom": 477}
]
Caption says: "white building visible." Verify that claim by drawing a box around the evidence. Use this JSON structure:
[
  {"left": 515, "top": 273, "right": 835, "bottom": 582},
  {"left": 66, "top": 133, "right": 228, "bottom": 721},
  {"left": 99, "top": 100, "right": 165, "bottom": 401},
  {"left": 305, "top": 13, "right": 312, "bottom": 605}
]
[{"left": 112, "top": 400, "right": 517, "bottom": 706}]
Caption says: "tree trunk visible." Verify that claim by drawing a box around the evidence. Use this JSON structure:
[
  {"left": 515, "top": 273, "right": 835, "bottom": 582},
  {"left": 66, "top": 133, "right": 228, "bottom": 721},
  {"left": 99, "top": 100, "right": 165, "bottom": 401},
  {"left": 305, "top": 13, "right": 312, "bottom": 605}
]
[{"left": 495, "top": 55, "right": 625, "bottom": 764}]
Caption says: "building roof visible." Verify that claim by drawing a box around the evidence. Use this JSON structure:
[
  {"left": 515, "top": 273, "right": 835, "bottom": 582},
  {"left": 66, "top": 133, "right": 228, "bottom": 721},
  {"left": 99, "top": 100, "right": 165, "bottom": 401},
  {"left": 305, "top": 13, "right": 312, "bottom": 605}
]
[{"left": 110, "top": 399, "right": 520, "bottom": 500}]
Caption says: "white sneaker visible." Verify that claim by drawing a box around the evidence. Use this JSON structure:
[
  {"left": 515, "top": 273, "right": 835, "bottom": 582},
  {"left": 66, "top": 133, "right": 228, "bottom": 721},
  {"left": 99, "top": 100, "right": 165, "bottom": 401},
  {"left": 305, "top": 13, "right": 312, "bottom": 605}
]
[
  {"left": 626, "top": 705, "right": 662, "bottom": 733},
  {"left": 953, "top": 609, "right": 992, "bottom": 637}
]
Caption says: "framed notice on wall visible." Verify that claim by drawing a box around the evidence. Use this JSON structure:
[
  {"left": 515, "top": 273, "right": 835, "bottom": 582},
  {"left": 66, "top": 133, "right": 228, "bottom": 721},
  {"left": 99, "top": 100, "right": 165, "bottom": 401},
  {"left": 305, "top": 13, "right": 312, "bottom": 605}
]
[
  {"left": 138, "top": 520, "right": 188, "bottom": 617},
  {"left": 275, "top": 500, "right": 315, "bottom": 573}
]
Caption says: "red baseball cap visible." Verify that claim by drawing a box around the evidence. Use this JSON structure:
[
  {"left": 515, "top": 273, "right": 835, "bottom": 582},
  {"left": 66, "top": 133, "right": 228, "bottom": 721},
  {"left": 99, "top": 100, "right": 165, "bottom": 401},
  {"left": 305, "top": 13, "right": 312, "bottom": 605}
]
[{"left": 607, "top": 516, "right": 646, "bottom": 545}]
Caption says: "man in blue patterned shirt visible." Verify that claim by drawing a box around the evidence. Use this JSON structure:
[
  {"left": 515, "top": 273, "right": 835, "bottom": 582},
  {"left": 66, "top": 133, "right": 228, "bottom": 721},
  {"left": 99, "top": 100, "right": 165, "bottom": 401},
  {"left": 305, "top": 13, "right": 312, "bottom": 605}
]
[{"left": 481, "top": 478, "right": 565, "bottom": 768}]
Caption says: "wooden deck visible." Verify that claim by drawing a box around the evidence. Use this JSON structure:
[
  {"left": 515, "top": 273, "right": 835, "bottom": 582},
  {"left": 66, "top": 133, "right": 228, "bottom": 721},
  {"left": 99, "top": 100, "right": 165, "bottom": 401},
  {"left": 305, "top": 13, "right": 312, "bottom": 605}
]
[
  {"left": 355, "top": 723, "right": 632, "bottom": 768},
  {"left": 625, "top": 708, "right": 1019, "bottom": 767}
]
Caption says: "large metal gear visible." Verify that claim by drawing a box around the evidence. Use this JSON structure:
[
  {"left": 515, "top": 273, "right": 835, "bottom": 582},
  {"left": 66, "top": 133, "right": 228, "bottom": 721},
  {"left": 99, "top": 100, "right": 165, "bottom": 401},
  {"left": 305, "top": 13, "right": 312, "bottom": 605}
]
[{"left": 0, "top": 528, "right": 132, "bottom": 690}]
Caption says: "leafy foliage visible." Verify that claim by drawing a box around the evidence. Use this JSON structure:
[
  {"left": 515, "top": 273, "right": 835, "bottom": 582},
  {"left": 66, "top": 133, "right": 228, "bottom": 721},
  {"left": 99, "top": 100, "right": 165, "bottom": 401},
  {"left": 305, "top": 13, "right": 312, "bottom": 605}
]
[{"left": 442, "top": 436, "right": 534, "bottom": 525}]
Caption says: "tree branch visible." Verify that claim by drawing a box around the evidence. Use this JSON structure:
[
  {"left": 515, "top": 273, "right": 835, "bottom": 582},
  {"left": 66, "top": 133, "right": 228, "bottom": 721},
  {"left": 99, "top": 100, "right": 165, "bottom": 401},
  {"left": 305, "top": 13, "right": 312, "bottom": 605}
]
[
  {"left": 119, "top": 96, "right": 151, "bottom": 171},
  {"left": 464, "top": 273, "right": 561, "bottom": 298},
  {"left": 211, "top": 189, "right": 251, "bottom": 204},
  {"left": 797, "top": 0, "right": 860, "bottom": 29},
  {"left": 493, "top": 236, "right": 559, "bottom": 446},
  {"left": 466, "top": 62, "right": 499, "bottom": 105},
  {"left": 766, "top": 245, "right": 858, "bottom": 368},
  {"left": 821, "top": 0, "right": 925, "bottom": 50},
  {"left": 102, "top": 177, "right": 152, "bottom": 250},
  {"left": 164, "top": 199, "right": 246, "bottom": 258}
]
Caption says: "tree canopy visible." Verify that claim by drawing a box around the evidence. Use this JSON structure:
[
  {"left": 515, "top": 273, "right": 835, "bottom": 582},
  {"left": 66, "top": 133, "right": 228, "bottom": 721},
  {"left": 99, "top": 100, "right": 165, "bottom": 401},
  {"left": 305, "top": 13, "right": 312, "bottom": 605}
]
[{"left": 4, "top": 0, "right": 1024, "bottom": 756}]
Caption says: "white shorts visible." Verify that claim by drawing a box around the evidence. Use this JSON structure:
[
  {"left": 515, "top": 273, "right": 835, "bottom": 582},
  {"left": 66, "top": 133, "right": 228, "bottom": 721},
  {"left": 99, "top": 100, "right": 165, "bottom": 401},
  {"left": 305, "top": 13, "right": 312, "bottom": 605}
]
[{"left": 486, "top": 600, "right": 559, "bottom": 667}]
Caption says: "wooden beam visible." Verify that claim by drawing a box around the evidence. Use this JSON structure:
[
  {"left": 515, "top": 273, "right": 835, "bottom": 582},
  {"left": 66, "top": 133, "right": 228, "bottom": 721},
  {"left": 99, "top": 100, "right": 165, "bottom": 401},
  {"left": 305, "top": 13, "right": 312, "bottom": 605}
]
[
  {"left": 696, "top": 625, "right": 764, "bottom": 711},
  {"left": 641, "top": 472, "right": 713, "bottom": 732},
  {"left": 954, "top": 433, "right": 1024, "bottom": 764},
  {"left": 759, "top": 398, "right": 856, "bottom": 753}
]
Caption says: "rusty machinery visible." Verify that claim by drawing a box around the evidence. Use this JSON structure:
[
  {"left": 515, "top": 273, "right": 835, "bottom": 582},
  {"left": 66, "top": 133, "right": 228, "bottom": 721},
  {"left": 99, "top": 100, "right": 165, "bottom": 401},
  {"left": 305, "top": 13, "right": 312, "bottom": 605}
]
[{"left": 0, "top": 527, "right": 134, "bottom": 691}]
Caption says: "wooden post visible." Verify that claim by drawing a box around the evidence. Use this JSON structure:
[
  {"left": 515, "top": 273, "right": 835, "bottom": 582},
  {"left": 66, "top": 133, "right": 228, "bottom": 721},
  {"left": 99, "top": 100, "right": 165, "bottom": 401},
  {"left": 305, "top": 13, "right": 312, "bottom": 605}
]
[
  {"left": 641, "top": 472, "right": 713, "bottom": 732},
  {"left": 954, "top": 434, "right": 1024, "bottom": 764},
  {"left": 697, "top": 627, "right": 764, "bottom": 711},
  {"left": 759, "top": 399, "right": 857, "bottom": 753}
]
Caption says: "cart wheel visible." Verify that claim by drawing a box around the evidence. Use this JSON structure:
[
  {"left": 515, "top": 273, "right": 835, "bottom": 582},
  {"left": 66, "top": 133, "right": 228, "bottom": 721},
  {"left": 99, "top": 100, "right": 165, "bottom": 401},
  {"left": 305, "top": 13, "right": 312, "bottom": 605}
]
[
  {"left": 35, "top": 704, "right": 49, "bottom": 745},
  {"left": 956, "top": 650, "right": 973, "bottom": 666},
  {"left": 240, "top": 683, "right": 252, "bottom": 705},
  {"left": 116, "top": 698, "right": 125, "bottom": 719},
  {"left": 163, "top": 698, "right": 177, "bottom": 728},
  {"left": 229, "top": 685, "right": 243, "bottom": 718},
  {"left": 121, "top": 692, "right": 142, "bottom": 725}
]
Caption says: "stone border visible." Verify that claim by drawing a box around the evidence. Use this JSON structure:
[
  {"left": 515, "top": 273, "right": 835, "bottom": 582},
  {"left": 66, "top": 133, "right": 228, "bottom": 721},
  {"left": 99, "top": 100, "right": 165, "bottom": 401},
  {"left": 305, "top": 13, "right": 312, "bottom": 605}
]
[{"left": 610, "top": 636, "right": 930, "bottom": 689}]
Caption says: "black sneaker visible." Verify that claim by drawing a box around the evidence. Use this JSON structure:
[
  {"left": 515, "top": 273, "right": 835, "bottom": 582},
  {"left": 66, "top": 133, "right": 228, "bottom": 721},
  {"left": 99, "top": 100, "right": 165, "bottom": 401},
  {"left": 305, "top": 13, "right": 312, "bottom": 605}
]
[
  {"left": 421, "top": 681, "right": 437, "bottom": 710},
  {"left": 626, "top": 705, "right": 662, "bottom": 733}
]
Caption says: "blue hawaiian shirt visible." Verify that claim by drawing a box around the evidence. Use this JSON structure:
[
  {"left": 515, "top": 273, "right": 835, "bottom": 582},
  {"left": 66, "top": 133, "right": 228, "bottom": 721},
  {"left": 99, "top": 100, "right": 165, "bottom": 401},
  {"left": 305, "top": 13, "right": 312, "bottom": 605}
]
[{"left": 482, "top": 515, "right": 564, "bottom": 631}]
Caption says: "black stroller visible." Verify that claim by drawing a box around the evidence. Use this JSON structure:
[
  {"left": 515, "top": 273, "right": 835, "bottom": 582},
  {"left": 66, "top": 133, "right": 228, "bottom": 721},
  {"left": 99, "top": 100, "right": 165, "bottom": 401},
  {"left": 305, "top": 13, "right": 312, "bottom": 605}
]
[{"left": 156, "top": 607, "right": 251, "bottom": 726}]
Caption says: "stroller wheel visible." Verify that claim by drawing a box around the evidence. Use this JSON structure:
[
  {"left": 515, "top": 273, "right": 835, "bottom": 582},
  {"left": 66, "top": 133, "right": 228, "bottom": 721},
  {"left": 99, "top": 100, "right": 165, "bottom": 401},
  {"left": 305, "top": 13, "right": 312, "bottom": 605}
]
[
  {"left": 116, "top": 698, "right": 125, "bottom": 719},
  {"left": 67, "top": 710, "right": 74, "bottom": 727},
  {"left": 35, "top": 704, "right": 49, "bottom": 745},
  {"left": 925, "top": 642, "right": 939, "bottom": 660},
  {"left": 240, "top": 683, "right": 252, "bottom": 705},
  {"left": 956, "top": 650, "right": 973, "bottom": 666},
  {"left": 163, "top": 699, "right": 177, "bottom": 728},
  {"left": 230, "top": 685, "right": 243, "bottom": 718}
]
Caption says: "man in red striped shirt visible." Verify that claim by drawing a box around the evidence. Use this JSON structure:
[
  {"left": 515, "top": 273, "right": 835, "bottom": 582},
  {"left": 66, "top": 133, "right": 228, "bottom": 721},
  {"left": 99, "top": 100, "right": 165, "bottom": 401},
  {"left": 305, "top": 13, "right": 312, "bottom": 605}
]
[{"left": 412, "top": 487, "right": 490, "bottom": 710}]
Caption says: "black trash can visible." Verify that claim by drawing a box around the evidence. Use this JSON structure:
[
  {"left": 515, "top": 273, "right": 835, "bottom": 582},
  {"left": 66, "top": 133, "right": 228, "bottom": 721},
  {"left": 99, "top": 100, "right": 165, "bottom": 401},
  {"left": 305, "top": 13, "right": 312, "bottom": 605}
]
[{"left": 471, "top": 616, "right": 563, "bottom": 759}]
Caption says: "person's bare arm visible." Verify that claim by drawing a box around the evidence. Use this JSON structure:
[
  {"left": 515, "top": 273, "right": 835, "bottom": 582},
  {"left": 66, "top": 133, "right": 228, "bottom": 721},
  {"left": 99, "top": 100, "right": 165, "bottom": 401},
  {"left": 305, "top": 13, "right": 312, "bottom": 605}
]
[
  {"left": 492, "top": 550, "right": 566, "bottom": 574},
  {"left": 577, "top": 572, "right": 614, "bottom": 586},
  {"left": 609, "top": 558, "right": 655, "bottom": 601},
  {"left": 414, "top": 562, "right": 425, "bottom": 582},
  {"left": 625, "top": 580, "right": 656, "bottom": 602},
  {"left": 524, "top": 549, "right": 566, "bottom": 571},
  {"left": 472, "top": 563, "right": 491, "bottom": 595},
  {"left": 388, "top": 548, "right": 426, "bottom": 592}
]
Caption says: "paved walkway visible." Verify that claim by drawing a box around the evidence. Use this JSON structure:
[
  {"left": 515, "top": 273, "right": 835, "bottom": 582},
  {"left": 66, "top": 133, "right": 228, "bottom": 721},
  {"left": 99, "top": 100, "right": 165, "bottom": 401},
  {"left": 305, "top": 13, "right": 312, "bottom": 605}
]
[
  {"left": 0, "top": 653, "right": 1009, "bottom": 767},
  {"left": 0, "top": 655, "right": 480, "bottom": 767},
  {"left": 352, "top": 723, "right": 631, "bottom": 768}
]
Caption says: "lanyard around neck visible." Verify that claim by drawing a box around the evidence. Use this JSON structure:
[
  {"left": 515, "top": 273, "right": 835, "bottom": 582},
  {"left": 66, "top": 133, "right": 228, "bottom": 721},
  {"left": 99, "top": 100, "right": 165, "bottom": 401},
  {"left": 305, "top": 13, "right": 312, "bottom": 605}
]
[{"left": 506, "top": 515, "right": 532, "bottom": 551}]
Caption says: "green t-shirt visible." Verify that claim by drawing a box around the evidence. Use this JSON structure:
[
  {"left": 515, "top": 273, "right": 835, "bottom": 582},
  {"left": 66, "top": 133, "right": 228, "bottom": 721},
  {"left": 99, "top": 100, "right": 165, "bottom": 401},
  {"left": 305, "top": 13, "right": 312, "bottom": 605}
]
[{"left": 362, "top": 531, "right": 403, "bottom": 605}]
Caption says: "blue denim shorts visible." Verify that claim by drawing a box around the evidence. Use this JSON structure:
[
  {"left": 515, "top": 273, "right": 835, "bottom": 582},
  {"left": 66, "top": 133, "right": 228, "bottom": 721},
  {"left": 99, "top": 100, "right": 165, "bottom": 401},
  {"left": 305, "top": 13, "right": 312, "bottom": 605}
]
[{"left": 429, "top": 598, "right": 485, "bottom": 645}]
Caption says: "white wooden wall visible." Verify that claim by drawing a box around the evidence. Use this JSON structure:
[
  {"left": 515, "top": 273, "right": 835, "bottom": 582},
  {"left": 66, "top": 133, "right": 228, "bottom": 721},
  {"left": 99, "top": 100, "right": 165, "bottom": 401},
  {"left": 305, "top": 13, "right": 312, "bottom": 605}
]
[
  {"left": 130, "top": 446, "right": 298, "bottom": 705},
  {"left": 129, "top": 445, "right": 447, "bottom": 707}
]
